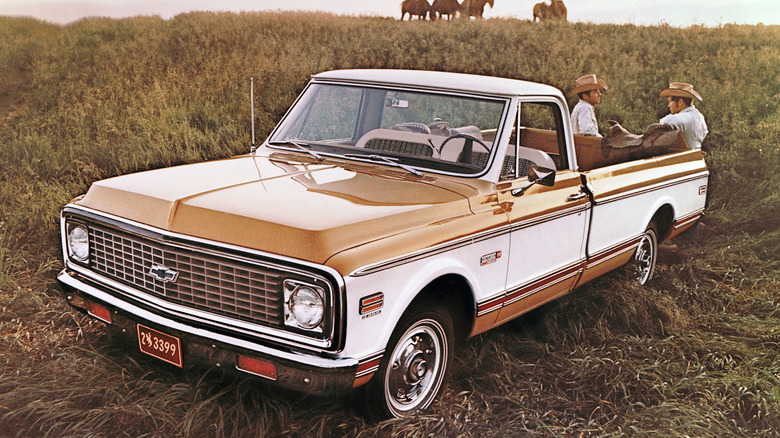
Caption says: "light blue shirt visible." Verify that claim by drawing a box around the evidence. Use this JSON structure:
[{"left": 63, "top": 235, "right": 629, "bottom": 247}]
[
  {"left": 660, "top": 105, "right": 708, "bottom": 149},
  {"left": 571, "top": 100, "right": 601, "bottom": 137}
]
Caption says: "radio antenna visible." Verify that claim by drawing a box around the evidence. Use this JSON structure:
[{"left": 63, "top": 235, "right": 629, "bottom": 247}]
[{"left": 250, "top": 77, "right": 257, "bottom": 152}]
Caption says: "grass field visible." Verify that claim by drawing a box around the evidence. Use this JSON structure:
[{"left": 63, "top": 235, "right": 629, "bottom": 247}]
[{"left": 1, "top": 11, "right": 779, "bottom": 437}]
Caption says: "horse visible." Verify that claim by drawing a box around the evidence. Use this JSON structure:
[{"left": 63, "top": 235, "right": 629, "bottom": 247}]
[
  {"left": 401, "top": 0, "right": 432, "bottom": 20},
  {"left": 532, "top": 1, "right": 548, "bottom": 22},
  {"left": 430, "top": 0, "right": 463, "bottom": 20},
  {"left": 548, "top": 0, "right": 567, "bottom": 21},
  {"left": 461, "top": 0, "right": 494, "bottom": 18}
]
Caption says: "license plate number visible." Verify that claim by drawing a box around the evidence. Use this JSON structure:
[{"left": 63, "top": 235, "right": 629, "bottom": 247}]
[{"left": 137, "top": 324, "right": 183, "bottom": 368}]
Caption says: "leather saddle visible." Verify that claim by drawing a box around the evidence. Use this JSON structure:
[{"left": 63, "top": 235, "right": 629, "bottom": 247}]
[{"left": 601, "top": 121, "right": 688, "bottom": 161}]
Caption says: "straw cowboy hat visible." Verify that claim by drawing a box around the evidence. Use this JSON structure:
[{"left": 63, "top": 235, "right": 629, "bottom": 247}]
[
  {"left": 568, "top": 74, "right": 608, "bottom": 97},
  {"left": 659, "top": 82, "right": 703, "bottom": 101}
]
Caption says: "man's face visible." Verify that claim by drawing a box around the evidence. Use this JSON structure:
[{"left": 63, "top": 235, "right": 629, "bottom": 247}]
[
  {"left": 583, "top": 89, "right": 602, "bottom": 106},
  {"left": 667, "top": 97, "right": 685, "bottom": 114}
]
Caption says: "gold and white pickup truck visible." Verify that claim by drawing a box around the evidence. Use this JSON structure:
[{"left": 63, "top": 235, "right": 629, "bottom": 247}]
[{"left": 57, "top": 70, "right": 708, "bottom": 418}]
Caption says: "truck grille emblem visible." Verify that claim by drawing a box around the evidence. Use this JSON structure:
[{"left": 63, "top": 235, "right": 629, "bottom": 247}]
[{"left": 149, "top": 264, "right": 178, "bottom": 283}]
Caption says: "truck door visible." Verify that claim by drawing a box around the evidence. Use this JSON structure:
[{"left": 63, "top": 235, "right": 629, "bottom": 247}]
[{"left": 492, "top": 101, "right": 590, "bottom": 326}]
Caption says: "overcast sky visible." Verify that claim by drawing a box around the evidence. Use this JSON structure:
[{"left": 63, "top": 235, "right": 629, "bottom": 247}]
[{"left": 0, "top": 0, "right": 777, "bottom": 27}]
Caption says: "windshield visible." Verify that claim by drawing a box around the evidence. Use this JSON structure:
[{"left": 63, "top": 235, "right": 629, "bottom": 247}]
[{"left": 268, "top": 83, "right": 508, "bottom": 175}]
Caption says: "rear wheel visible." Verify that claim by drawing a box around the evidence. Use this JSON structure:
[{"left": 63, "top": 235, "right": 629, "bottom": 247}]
[
  {"left": 366, "top": 305, "right": 454, "bottom": 419},
  {"left": 633, "top": 223, "right": 658, "bottom": 285}
]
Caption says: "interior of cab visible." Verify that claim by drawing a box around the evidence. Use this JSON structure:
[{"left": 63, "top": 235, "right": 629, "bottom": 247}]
[
  {"left": 500, "top": 101, "right": 568, "bottom": 181},
  {"left": 270, "top": 82, "right": 509, "bottom": 175}
]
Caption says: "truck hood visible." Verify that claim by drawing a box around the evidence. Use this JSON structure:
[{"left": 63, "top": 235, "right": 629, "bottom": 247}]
[{"left": 77, "top": 152, "right": 482, "bottom": 265}]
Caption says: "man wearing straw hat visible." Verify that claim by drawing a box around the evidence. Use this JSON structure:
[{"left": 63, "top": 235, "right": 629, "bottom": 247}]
[
  {"left": 659, "top": 82, "right": 708, "bottom": 149},
  {"left": 658, "top": 82, "right": 709, "bottom": 251},
  {"left": 569, "top": 74, "right": 608, "bottom": 137}
]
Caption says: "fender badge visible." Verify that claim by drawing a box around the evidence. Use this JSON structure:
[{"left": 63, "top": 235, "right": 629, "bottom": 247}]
[
  {"left": 480, "top": 251, "right": 502, "bottom": 266},
  {"left": 149, "top": 264, "right": 179, "bottom": 283}
]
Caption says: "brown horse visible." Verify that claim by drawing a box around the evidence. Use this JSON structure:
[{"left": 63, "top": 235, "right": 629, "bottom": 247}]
[
  {"left": 430, "top": 0, "right": 463, "bottom": 20},
  {"left": 461, "top": 0, "right": 494, "bottom": 18},
  {"left": 532, "top": 1, "right": 548, "bottom": 22},
  {"left": 401, "top": 0, "right": 432, "bottom": 20},
  {"left": 548, "top": 0, "right": 567, "bottom": 21}
]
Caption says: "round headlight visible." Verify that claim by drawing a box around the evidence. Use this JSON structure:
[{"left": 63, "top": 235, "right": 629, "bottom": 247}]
[
  {"left": 288, "top": 286, "right": 324, "bottom": 329},
  {"left": 68, "top": 225, "right": 89, "bottom": 261}
]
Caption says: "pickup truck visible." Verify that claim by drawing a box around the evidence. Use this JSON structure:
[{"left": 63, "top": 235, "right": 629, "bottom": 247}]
[{"left": 57, "top": 69, "right": 709, "bottom": 418}]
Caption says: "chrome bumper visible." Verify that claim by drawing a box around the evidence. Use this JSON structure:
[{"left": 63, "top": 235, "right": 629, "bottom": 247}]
[{"left": 57, "top": 269, "right": 359, "bottom": 395}]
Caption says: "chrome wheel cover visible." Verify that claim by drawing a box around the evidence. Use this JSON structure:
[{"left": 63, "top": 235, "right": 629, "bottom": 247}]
[
  {"left": 634, "top": 230, "right": 657, "bottom": 285},
  {"left": 384, "top": 318, "right": 447, "bottom": 414}
]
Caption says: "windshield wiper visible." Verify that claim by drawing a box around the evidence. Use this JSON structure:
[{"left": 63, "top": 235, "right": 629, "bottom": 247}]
[
  {"left": 268, "top": 140, "right": 324, "bottom": 161},
  {"left": 344, "top": 154, "right": 423, "bottom": 177}
]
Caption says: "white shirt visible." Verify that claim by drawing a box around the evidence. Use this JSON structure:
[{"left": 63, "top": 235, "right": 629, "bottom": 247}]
[
  {"left": 660, "top": 105, "right": 708, "bottom": 149},
  {"left": 571, "top": 100, "right": 601, "bottom": 137}
]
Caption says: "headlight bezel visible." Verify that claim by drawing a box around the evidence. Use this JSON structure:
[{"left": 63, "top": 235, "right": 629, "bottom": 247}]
[
  {"left": 283, "top": 279, "right": 326, "bottom": 333},
  {"left": 66, "top": 222, "right": 90, "bottom": 263}
]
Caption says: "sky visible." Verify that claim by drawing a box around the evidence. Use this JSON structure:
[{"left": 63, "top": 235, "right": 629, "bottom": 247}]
[{"left": 0, "top": 0, "right": 778, "bottom": 27}]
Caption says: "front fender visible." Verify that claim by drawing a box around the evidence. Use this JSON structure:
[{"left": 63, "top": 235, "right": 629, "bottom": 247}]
[{"left": 339, "top": 234, "right": 510, "bottom": 359}]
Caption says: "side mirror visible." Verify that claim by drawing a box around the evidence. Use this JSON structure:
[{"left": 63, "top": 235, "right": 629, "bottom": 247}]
[{"left": 511, "top": 166, "right": 556, "bottom": 197}]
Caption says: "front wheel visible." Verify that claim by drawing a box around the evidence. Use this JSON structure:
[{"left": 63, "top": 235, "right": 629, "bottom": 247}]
[
  {"left": 366, "top": 306, "right": 454, "bottom": 419},
  {"left": 632, "top": 223, "right": 658, "bottom": 285}
]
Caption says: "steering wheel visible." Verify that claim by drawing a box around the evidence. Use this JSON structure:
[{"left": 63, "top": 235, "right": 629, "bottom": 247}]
[
  {"left": 438, "top": 133, "right": 490, "bottom": 153},
  {"left": 438, "top": 133, "right": 490, "bottom": 164}
]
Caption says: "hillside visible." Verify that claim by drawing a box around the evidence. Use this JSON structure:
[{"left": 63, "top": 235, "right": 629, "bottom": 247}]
[{"left": 0, "top": 12, "right": 779, "bottom": 436}]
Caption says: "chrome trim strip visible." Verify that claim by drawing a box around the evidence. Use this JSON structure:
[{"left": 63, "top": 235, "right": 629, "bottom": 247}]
[
  {"left": 502, "top": 269, "right": 580, "bottom": 308},
  {"left": 509, "top": 203, "right": 591, "bottom": 231},
  {"left": 350, "top": 203, "right": 589, "bottom": 277},
  {"left": 585, "top": 235, "right": 643, "bottom": 268},
  {"left": 477, "top": 259, "right": 585, "bottom": 316},
  {"left": 593, "top": 171, "right": 709, "bottom": 205},
  {"left": 349, "top": 224, "right": 513, "bottom": 277},
  {"left": 674, "top": 208, "right": 705, "bottom": 229},
  {"left": 58, "top": 270, "right": 357, "bottom": 370},
  {"left": 475, "top": 232, "right": 645, "bottom": 318}
]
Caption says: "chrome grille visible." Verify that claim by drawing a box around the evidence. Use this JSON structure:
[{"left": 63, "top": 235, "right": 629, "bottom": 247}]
[{"left": 89, "top": 225, "right": 284, "bottom": 326}]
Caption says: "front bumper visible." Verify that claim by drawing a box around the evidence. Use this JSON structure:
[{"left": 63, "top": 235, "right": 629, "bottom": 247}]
[{"left": 57, "top": 269, "right": 360, "bottom": 395}]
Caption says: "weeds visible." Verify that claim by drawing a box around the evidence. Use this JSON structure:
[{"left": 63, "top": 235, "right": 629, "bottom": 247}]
[{"left": 0, "top": 12, "right": 778, "bottom": 437}]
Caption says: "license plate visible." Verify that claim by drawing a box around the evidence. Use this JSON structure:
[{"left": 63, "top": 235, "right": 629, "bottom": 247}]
[{"left": 137, "top": 324, "right": 183, "bottom": 368}]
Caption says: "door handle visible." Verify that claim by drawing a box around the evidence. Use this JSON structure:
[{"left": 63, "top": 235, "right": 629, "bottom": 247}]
[{"left": 566, "top": 192, "right": 588, "bottom": 202}]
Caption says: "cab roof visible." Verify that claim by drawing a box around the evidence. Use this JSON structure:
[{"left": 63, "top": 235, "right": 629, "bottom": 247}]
[{"left": 312, "top": 69, "right": 563, "bottom": 99}]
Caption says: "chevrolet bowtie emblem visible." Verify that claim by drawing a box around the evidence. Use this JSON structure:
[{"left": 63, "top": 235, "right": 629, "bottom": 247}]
[{"left": 149, "top": 264, "right": 179, "bottom": 283}]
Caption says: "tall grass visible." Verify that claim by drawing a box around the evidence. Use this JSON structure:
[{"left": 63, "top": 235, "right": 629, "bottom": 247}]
[{"left": 0, "top": 12, "right": 779, "bottom": 436}]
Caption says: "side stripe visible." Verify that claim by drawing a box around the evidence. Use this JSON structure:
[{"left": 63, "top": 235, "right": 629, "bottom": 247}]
[
  {"left": 585, "top": 235, "right": 642, "bottom": 268},
  {"left": 350, "top": 173, "right": 705, "bottom": 278},
  {"left": 477, "top": 260, "right": 584, "bottom": 316},
  {"left": 476, "top": 235, "right": 643, "bottom": 317},
  {"left": 349, "top": 225, "right": 512, "bottom": 277},
  {"left": 674, "top": 209, "right": 704, "bottom": 230},
  {"left": 355, "top": 352, "right": 383, "bottom": 378},
  {"left": 593, "top": 171, "right": 709, "bottom": 205},
  {"left": 349, "top": 204, "right": 589, "bottom": 277}
]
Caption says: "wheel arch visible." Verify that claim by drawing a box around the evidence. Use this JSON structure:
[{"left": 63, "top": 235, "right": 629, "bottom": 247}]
[
  {"left": 650, "top": 203, "right": 675, "bottom": 242},
  {"left": 403, "top": 274, "right": 476, "bottom": 343}
]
